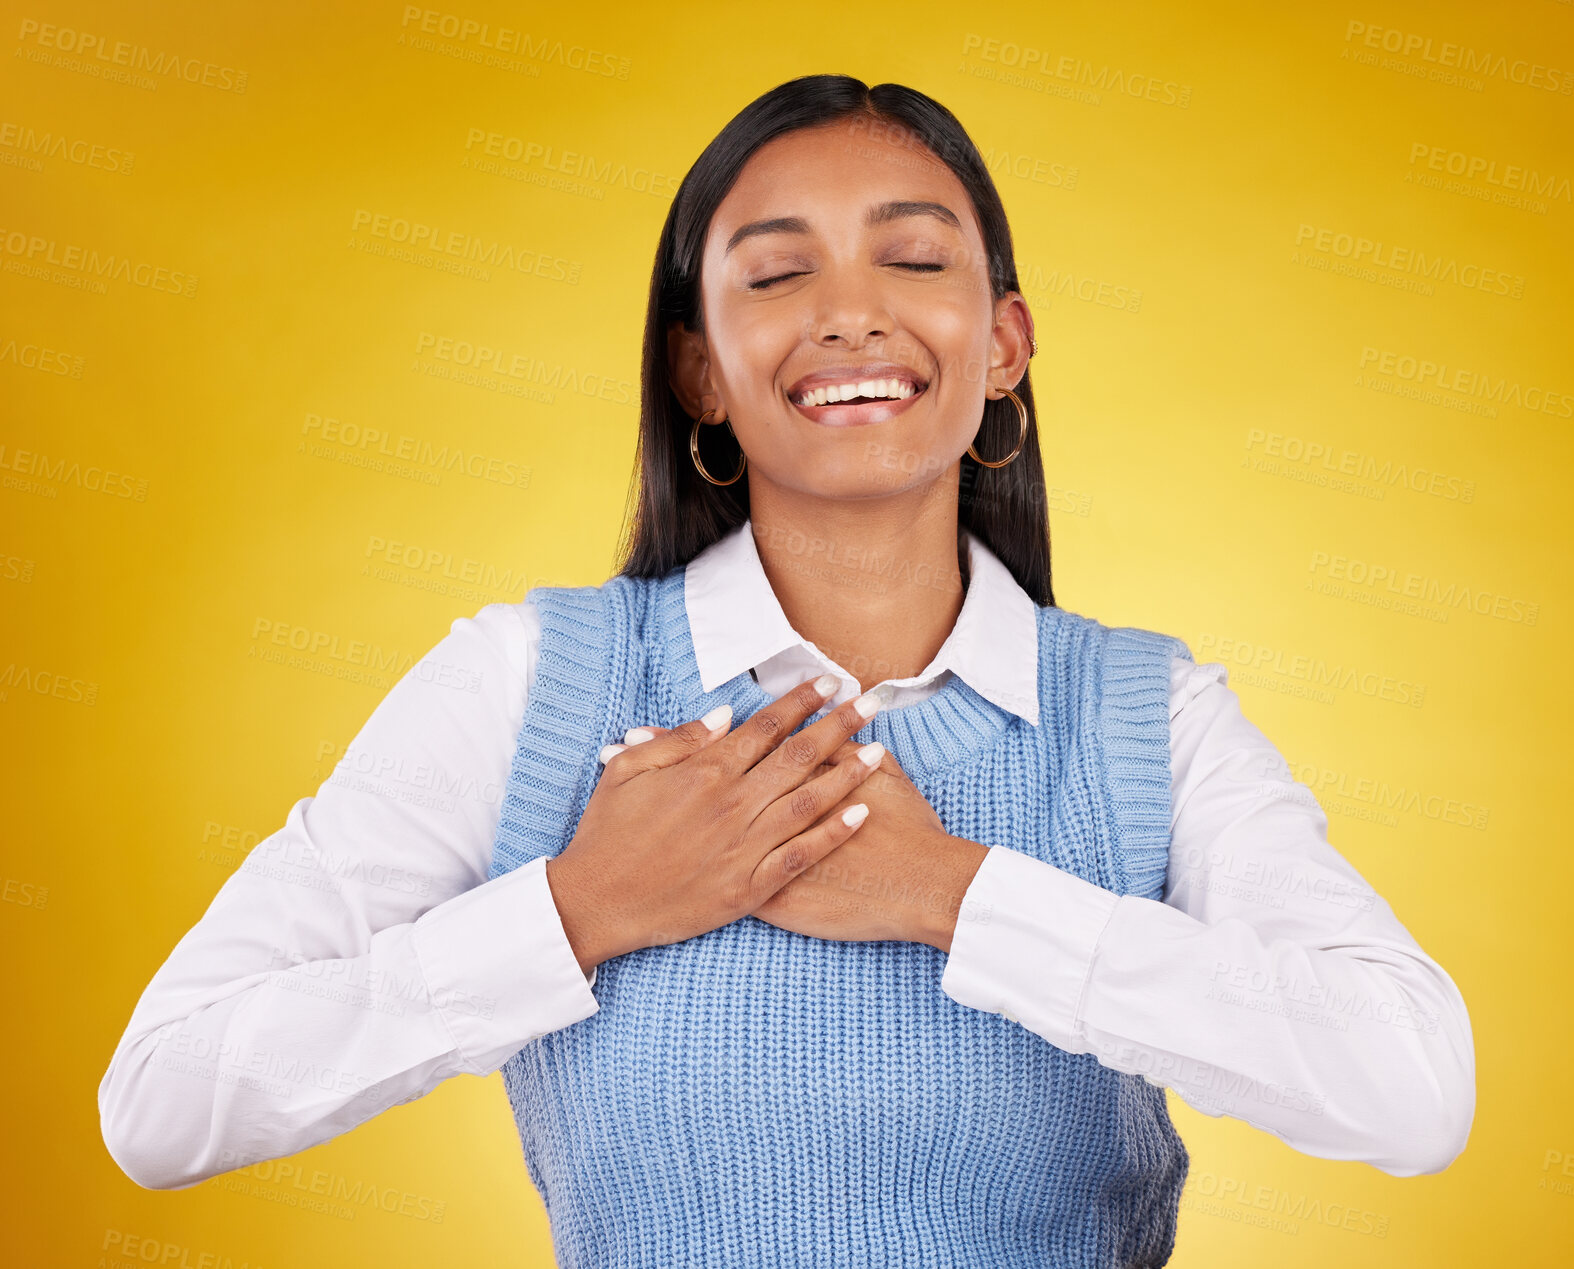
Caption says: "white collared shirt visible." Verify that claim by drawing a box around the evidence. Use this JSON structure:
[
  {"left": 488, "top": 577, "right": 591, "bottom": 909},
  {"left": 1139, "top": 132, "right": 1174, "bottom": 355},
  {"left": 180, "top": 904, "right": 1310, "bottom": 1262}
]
[{"left": 98, "top": 519, "right": 1475, "bottom": 1191}]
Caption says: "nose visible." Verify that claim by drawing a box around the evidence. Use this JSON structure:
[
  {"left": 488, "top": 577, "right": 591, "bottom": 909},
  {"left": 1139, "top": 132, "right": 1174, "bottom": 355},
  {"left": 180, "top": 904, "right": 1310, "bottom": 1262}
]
[{"left": 808, "top": 261, "right": 893, "bottom": 349}]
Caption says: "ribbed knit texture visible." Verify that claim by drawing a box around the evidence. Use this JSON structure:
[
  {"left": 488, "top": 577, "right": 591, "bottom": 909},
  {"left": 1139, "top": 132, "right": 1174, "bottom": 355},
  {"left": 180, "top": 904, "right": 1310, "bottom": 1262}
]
[{"left": 488, "top": 567, "right": 1194, "bottom": 1268}]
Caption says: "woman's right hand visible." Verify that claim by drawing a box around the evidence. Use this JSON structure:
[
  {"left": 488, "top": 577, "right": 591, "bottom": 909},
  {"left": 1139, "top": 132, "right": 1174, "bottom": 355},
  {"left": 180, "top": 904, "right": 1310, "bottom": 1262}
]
[{"left": 543, "top": 674, "right": 885, "bottom": 974}]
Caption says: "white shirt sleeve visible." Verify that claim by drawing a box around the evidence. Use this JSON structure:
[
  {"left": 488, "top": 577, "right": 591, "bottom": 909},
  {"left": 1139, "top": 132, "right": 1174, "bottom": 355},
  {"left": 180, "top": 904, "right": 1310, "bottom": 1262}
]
[
  {"left": 97, "top": 598, "right": 600, "bottom": 1192},
  {"left": 940, "top": 655, "right": 1476, "bottom": 1177}
]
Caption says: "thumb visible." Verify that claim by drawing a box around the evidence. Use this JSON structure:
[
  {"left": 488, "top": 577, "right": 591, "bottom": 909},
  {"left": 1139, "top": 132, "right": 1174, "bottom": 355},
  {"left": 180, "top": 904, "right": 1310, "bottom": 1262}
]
[
  {"left": 596, "top": 725, "right": 671, "bottom": 765},
  {"left": 596, "top": 709, "right": 729, "bottom": 775},
  {"left": 826, "top": 736, "right": 901, "bottom": 778},
  {"left": 622, "top": 724, "right": 673, "bottom": 745}
]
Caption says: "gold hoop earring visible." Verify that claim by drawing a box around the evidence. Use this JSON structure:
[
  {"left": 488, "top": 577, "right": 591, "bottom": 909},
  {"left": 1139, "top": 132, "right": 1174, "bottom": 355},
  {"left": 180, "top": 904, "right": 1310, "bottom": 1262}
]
[
  {"left": 690, "top": 409, "right": 746, "bottom": 486},
  {"left": 967, "top": 387, "right": 1029, "bottom": 468}
]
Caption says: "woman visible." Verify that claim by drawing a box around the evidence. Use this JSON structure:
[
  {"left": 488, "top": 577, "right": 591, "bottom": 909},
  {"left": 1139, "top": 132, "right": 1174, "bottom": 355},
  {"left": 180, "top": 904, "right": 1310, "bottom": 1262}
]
[{"left": 99, "top": 75, "right": 1474, "bottom": 1267}]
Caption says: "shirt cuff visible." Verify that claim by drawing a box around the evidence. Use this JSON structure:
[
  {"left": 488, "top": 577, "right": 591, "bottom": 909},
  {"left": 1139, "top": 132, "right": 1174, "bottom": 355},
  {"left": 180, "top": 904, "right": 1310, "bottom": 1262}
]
[
  {"left": 940, "top": 845, "right": 1120, "bottom": 1051},
  {"left": 410, "top": 855, "right": 600, "bottom": 1074}
]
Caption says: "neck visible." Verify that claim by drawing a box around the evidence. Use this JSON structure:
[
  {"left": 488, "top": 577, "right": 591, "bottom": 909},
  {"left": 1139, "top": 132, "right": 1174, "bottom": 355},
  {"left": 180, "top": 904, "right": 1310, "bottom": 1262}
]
[{"left": 747, "top": 479, "right": 968, "bottom": 696}]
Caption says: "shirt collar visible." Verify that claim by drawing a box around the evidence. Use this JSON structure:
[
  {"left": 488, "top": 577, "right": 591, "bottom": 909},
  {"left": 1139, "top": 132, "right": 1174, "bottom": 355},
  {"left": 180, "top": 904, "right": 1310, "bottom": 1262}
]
[{"left": 683, "top": 517, "right": 1040, "bottom": 726}]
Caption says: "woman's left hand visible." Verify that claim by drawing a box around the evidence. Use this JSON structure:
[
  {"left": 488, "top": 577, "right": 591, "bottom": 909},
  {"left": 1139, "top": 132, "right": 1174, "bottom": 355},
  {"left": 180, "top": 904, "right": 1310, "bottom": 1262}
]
[{"left": 605, "top": 727, "right": 989, "bottom": 949}]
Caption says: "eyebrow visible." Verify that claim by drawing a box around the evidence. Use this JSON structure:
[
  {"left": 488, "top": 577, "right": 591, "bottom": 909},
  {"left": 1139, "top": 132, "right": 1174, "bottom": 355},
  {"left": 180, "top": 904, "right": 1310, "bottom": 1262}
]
[{"left": 724, "top": 199, "right": 963, "bottom": 254}]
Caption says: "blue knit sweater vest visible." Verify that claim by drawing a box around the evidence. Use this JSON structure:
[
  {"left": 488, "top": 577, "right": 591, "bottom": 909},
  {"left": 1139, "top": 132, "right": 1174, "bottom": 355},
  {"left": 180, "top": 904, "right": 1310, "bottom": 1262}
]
[{"left": 487, "top": 566, "right": 1194, "bottom": 1268}]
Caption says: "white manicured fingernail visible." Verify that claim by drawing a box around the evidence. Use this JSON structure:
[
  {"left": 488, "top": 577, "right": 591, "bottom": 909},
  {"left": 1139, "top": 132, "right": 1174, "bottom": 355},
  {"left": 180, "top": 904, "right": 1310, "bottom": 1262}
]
[
  {"left": 857, "top": 741, "right": 884, "bottom": 768},
  {"left": 624, "top": 727, "right": 654, "bottom": 744},
  {"left": 701, "top": 703, "right": 732, "bottom": 731},
  {"left": 842, "top": 803, "right": 869, "bottom": 827},
  {"left": 853, "top": 691, "right": 881, "bottom": 719},
  {"left": 814, "top": 673, "right": 840, "bottom": 698},
  {"left": 598, "top": 744, "right": 626, "bottom": 764}
]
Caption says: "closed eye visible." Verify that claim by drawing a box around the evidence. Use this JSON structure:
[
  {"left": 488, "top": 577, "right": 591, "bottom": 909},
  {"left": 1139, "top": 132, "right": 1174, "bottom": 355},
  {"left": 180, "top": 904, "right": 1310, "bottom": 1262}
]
[
  {"left": 748, "top": 262, "right": 946, "bottom": 291},
  {"left": 748, "top": 271, "right": 808, "bottom": 291}
]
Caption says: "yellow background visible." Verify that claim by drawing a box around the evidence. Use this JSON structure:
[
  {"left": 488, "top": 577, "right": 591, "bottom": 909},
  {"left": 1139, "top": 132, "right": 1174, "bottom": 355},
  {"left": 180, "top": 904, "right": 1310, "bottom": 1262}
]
[{"left": 4, "top": 0, "right": 1570, "bottom": 1263}]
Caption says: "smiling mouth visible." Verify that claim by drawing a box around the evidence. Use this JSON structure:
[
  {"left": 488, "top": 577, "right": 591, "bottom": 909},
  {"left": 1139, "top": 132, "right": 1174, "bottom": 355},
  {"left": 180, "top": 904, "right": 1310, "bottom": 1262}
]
[
  {"left": 787, "top": 382, "right": 929, "bottom": 427},
  {"left": 790, "top": 379, "right": 926, "bottom": 409}
]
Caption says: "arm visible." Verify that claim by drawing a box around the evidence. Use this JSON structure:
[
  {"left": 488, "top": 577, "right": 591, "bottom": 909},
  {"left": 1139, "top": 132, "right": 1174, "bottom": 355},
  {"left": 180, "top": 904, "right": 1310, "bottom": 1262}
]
[
  {"left": 97, "top": 599, "right": 599, "bottom": 1191},
  {"left": 939, "top": 655, "right": 1475, "bottom": 1176}
]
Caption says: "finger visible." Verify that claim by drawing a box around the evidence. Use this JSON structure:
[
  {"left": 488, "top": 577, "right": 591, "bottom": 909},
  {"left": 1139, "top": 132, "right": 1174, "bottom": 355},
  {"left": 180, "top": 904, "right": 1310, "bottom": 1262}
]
[
  {"left": 710, "top": 675, "right": 842, "bottom": 774},
  {"left": 600, "top": 705, "right": 731, "bottom": 782},
  {"left": 826, "top": 736, "right": 903, "bottom": 777},
  {"left": 595, "top": 731, "right": 672, "bottom": 763},
  {"left": 751, "top": 740, "right": 884, "bottom": 846},
  {"left": 745, "top": 688, "right": 882, "bottom": 806},
  {"left": 752, "top": 799, "right": 871, "bottom": 900},
  {"left": 621, "top": 725, "right": 670, "bottom": 745}
]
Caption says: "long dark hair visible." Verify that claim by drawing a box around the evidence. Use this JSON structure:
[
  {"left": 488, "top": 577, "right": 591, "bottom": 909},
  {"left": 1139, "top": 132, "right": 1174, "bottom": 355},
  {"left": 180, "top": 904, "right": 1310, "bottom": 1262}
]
[{"left": 614, "top": 73, "right": 1054, "bottom": 608}]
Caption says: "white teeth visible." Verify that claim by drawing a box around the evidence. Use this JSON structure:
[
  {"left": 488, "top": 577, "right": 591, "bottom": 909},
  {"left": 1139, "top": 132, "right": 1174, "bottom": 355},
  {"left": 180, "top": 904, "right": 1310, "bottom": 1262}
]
[{"left": 795, "top": 377, "right": 920, "bottom": 407}]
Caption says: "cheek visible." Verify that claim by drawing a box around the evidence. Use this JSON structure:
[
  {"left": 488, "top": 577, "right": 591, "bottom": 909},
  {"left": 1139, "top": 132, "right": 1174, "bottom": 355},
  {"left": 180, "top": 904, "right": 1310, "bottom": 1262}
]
[
  {"left": 912, "top": 292, "right": 992, "bottom": 381},
  {"left": 715, "top": 307, "right": 801, "bottom": 396},
  {"left": 928, "top": 328, "right": 990, "bottom": 391}
]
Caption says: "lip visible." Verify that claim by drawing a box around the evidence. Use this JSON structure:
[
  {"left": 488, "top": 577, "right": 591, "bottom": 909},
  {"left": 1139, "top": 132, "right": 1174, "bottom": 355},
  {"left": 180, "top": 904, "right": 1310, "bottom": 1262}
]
[
  {"left": 786, "top": 361, "right": 928, "bottom": 400},
  {"left": 789, "top": 383, "right": 928, "bottom": 427},
  {"left": 785, "top": 361, "right": 930, "bottom": 428}
]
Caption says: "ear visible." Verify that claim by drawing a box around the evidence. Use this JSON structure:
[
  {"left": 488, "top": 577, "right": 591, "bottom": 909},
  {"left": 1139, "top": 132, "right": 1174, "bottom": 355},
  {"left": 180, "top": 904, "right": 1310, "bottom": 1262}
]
[
  {"left": 666, "top": 321, "right": 726, "bottom": 422},
  {"left": 986, "top": 292, "right": 1035, "bottom": 398}
]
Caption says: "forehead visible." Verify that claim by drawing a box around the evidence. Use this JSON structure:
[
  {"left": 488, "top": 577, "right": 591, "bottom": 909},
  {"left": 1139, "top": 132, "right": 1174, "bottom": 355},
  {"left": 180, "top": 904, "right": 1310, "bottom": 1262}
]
[{"left": 708, "top": 117, "right": 980, "bottom": 248}]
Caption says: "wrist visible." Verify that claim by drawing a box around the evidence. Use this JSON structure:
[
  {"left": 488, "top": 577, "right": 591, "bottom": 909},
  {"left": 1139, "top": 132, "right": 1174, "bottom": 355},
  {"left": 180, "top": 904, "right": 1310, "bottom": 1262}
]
[
  {"left": 545, "top": 854, "right": 628, "bottom": 974},
  {"left": 915, "top": 835, "right": 990, "bottom": 953}
]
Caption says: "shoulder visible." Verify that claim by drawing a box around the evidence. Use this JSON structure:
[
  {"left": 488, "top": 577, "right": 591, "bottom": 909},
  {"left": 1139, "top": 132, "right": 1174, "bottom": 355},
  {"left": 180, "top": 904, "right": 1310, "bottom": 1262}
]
[
  {"left": 1030, "top": 604, "right": 1248, "bottom": 754},
  {"left": 483, "top": 573, "right": 673, "bottom": 671},
  {"left": 452, "top": 578, "right": 641, "bottom": 690},
  {"left": 509, "top": 573, "right": 665, "bottom": 624},
  {"left": 444, "top": 599, "right": 540, "bottom": 695},
  {"left": 1031, "top": 602, "right": 1194, "bottom": 676},
  {"left": 1169, "top": 656, "right": 1229, "bottom": 722},
  {"left": 1033, "top": 606, "right": 1189, "bottom": 896}
]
